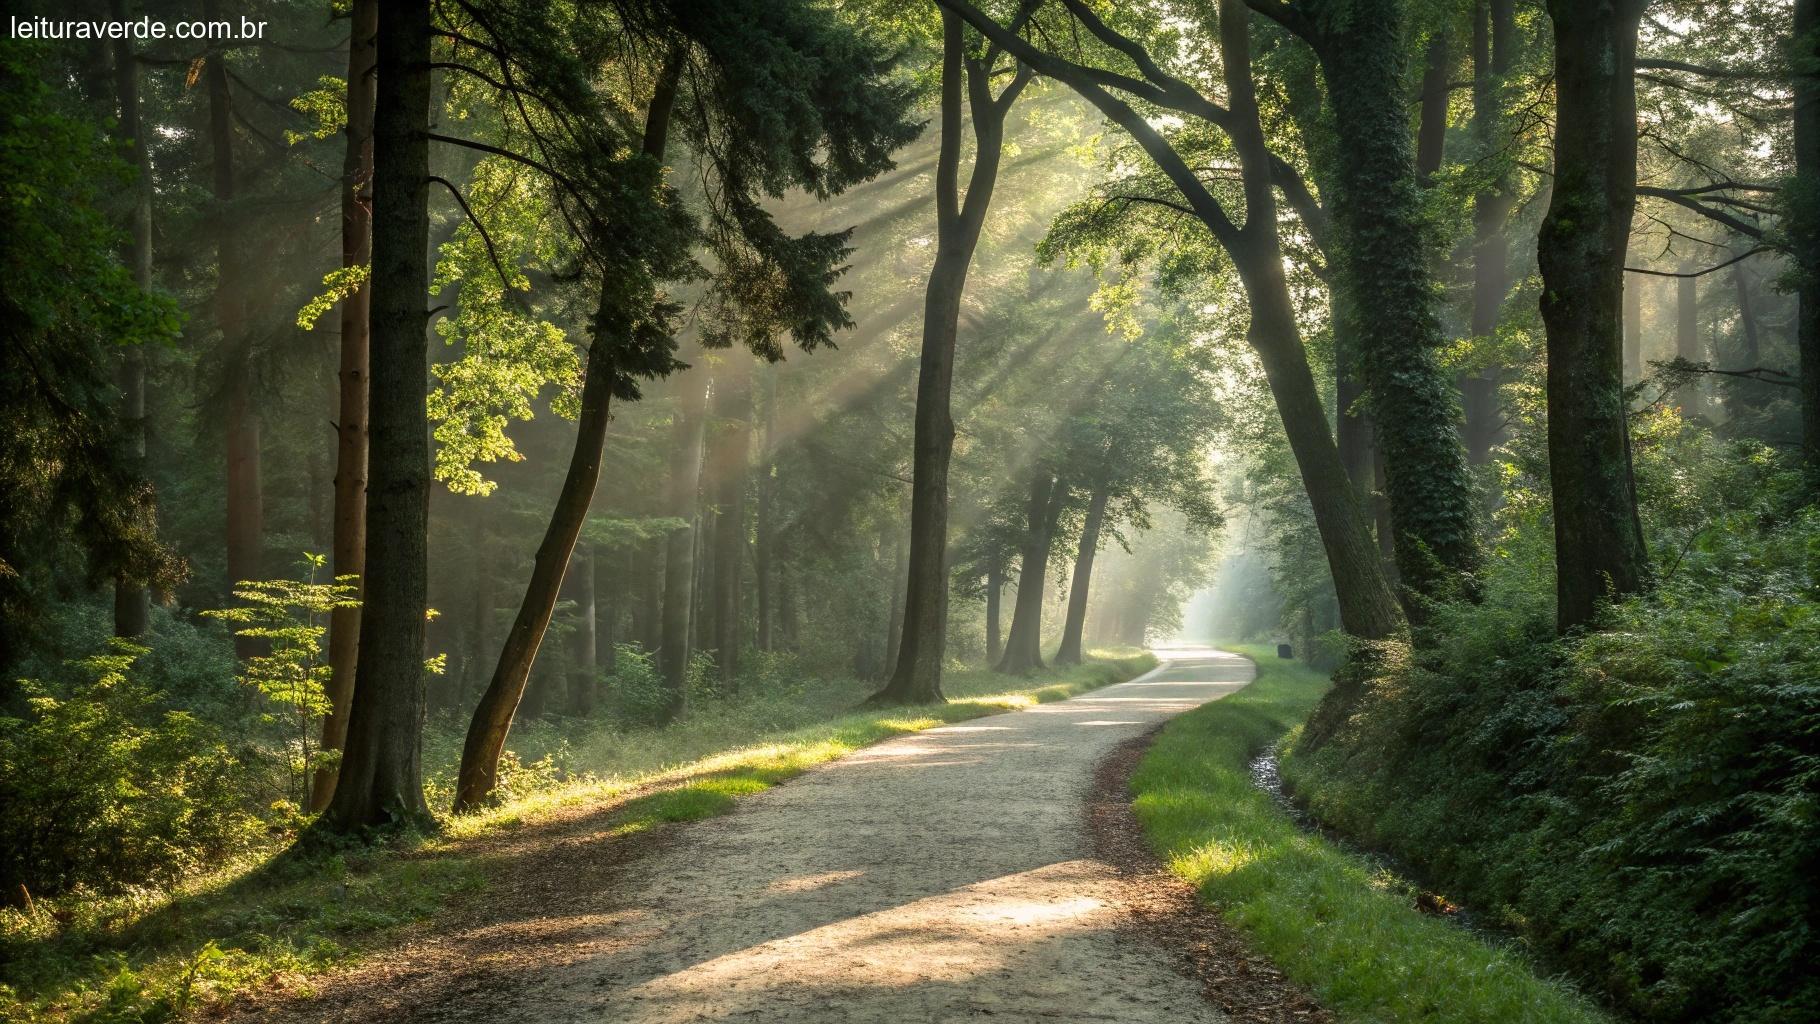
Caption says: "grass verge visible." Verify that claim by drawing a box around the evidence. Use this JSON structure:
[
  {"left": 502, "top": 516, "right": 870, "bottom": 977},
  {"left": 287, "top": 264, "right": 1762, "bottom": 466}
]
[
  {"left": 1130, "top": 644, "right": 1610, "bottom": 1024},
  {"left": 0, "top": 652, "right": 1153, "bottom": 1024}
]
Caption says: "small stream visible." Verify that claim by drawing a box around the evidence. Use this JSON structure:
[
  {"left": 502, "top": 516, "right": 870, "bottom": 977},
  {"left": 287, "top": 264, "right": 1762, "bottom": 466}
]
[{"left": 1247, "top": 746, "right": 1495, "bottom": 938}]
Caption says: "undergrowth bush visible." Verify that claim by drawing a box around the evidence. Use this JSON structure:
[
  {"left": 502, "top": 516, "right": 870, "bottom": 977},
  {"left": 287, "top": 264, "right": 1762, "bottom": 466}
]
[
  {"left": 0, "top": 642, "right": 259, "bottom": 897},
  {"left": 1282, "top": 434, "right": 1820, "bottom": 1023}
]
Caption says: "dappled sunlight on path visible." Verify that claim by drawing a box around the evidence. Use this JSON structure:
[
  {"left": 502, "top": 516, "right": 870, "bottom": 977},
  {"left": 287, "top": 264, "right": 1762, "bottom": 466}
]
[{"left": 274, "top": 650, "right": 1255, "bottom": 1022}]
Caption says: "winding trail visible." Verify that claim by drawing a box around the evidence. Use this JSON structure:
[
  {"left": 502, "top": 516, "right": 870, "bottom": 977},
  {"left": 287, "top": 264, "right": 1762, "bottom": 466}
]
[{"left": 254, "top": 647, "right": 1264, "bottom": 1022}]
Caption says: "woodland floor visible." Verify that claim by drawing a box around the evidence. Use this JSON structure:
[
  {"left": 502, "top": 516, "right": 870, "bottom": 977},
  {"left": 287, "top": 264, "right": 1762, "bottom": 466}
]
[{"left": 215, "top": 648, "right": 1326, "bottom": 1023}]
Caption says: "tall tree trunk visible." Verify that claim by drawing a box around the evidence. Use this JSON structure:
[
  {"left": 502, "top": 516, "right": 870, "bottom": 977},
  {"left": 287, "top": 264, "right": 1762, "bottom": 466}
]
[
  {"left": 660, "top": 369, "right": 708, "bottom": 713},
  {"left": 1676, "top": 262, "right": 1704, "bottom": 418},
  {"left": 599, "top": 549, "right": 619, "bottom": 672},
  {"left": 1295, "top": 0, "right": 1482, "bottom": 597},
  {"left": 568, "top": 546, "right": 597, "bottom": 716},
  {"left": 996, "top": 475, "right": 1067, "bottom": 675},
  {"left": 706, "top": 352, "right": 753, "bottom": 692},
  {"left": 312, "top": 0, "right": 377, "bottom": 813},
  {"left": 876, "top": 11, "right": 1033, "bottom": 705},
  {"left": 454, "top": 50, "right": 681, "bottom": 811},
  {"left": 884, "top": 524, "right": 905, "bottom": 670},
  {"left": 1463, "top": 0, "right": 1517, "bottom": 465},
  {"left": 109, "top": 0, "right": 151, "bottom": 637},
  {"left": 755, "top": 371, "right": 776, "bottom": 652},
  {"left": 455, "top": 323, "right": 616, "bottom": 810},
  {"left": 1538, "top": 0, "right": 1651, "bottom": 634},
  {"left": 204, "top": 3, "right": 262, "bottom": 620},
  {"left": 1624, "top": 272, "right": 1643, "bottom": 384},
  {"left": 317, "top": 0, "right": 434, "bottom": 833},
  {"left": 984, "top": 556, "right": 1003, "bottom": 666},
  {"left": 1797, "top": 0, "right": 1820, "bottom": 494},
  {"left": 1054, "top": 482, "right": 1110, "bottom": 665}
]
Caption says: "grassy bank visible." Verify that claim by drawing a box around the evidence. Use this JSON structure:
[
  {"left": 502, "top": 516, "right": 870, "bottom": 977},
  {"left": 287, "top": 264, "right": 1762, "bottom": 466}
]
[
  {"left": 0, "top": 652, "right": 1153, "bottom": 1024},
  {"left": 1130, "top": 645, "right": 1609, "bottom": 1024}
]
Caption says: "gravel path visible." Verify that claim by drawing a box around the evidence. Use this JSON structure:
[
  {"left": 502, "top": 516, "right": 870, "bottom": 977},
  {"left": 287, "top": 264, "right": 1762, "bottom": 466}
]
[{"left": 423, "top": 646, "right": 1255, "bottom": 1023}]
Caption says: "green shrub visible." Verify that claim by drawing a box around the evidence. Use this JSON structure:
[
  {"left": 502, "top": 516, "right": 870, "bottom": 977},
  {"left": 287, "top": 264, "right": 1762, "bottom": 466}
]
[
  {"left": 1282, "top": 495, "right": 1820, "bottom": 1023},
  {"left": 0, "top": 642, "right": 258, "bottom": 896},
  {"left": 606, "top": 644, "right": 673, "bottom": 726}
]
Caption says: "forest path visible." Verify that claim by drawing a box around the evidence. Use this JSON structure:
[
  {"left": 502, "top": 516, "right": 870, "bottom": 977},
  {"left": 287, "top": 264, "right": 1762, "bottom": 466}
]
[{"left": 253, "top": 648, "right": 1263, "bottom": 1023}]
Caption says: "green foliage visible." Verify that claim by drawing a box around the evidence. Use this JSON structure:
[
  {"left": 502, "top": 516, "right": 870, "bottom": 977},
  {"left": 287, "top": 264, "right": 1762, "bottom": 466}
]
[
  {"left": 604, "top": 644, "right": 672, "bottom": 727},
  {"left": 202, "top": 554, "right": 359, "bottom": 806},
  {"left": 1282, "top": 465, "right": 1820, "bottom": 1023},
  {"left": 0, "top": 42, "right": 184, "bottom": 656},
  {"left": 0, "top": 642, "right": 257, "bottom": 897}
]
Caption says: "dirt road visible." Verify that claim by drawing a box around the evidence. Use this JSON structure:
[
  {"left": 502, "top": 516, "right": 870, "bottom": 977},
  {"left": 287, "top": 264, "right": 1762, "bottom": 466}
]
[{"left": 243, "top": 648, "right": 1269, "bottom": 1023}]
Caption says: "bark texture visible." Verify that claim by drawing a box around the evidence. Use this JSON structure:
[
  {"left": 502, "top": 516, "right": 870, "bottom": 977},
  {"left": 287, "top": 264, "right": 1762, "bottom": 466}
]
[
  {"left": 318, "top": 0, "right": 434, "bottom": 833},
  {"left": 1537, "top": 0, "right": 1652, "bottom": 633},
  {"left": 313, "top": 0, "right": 377, "bottom": 812}
]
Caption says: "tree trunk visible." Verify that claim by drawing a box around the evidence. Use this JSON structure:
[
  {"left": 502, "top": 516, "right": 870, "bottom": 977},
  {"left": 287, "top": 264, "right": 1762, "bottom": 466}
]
[
  {"left": 1303, "top": 0, "right": 1482, "bottom": 596},
  {"left": 875, "top": 11, "right": 1031, "bottom": 705},
  {"left": 568, "top": 547, "right": 597, "bottom": 717},
  {"left": 884, "top": 523, "right": 905, "bottom": 670},
  {"left": 1798, "top": 0, "right": 1820, "bottom": 493},
  {"left": 995, "top": 475, "right": 1067, "bottom": 675},
  {"left": 1538, "top": 0, "right": 1652, "bottom": 634},
  {"left": 660, "top": 368, "right": 708, "bottom": 713},
  {"left": 455, "top": 325, "right": 616, "bottom": 810},
  {"left": 1054, "top": 483, "right": 1109, "bottom": 666},
  {"left": 706, "top": 353, "right": 753, "bottom": 692},
  {"left": 1676, "top": 262, "right": 1704, "bottom": 418},
  {"left": 600, "top": 549, "right": 620, "bottom": 672},
  {"left": 755, "top": 371, "right": 776, "bottom": 652},
  {"left": 317, "top": 0, "right": 434, "bottom": 834},
  {"left": 1463, "top": 0, "right": 1517, "bottom": 465},
  {"left": 453, "top": 49, "right": 682, "bottom": 811},
  {"left": 204, "top": 4, "right": 262, "bottom": 620},
  {"left": 1624, "top": 272, "right": 1643, "bottom": 384},
  {"left": 984, "top": 556, "right": 1003, "bottom": 666},
  {"left": 312, "top": 0, "right": 377, "bottom": 813},
  {"left": 109, "top": 0, "right": 151, "bottom": 638}
]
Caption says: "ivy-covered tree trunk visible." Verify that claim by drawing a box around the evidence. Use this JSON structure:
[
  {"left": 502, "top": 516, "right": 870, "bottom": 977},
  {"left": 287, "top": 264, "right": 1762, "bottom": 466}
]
[
  {"left": 312, "top": 0, "right": 377, "bottom": 813},
  {"left": 1053, "top": 482, "right": 1109, "bottom": 666},
  {"left": 996, "top": 474, "right": 1066, "bottom": 675},
  {"left": 1537, "top": 0, "right": 1652, "bottom": 634},
  {"left": 1464, "top": 0, "right": 1516, "bottom": 465},
  {"left": 1285, "top": 0, "right": 1482, "bottom": 597},
  {"left": 706, "top": 351, "right": 753, "bottom": 692},
  {"left": 874, "top": 11, "right": 1030, "bottom": 705},
  {"left": 317, "top": 0, "right": 434, "bottom": 834},
  {"left": 1798, "top": 0, "right": 1820, "bottom": 493}
]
